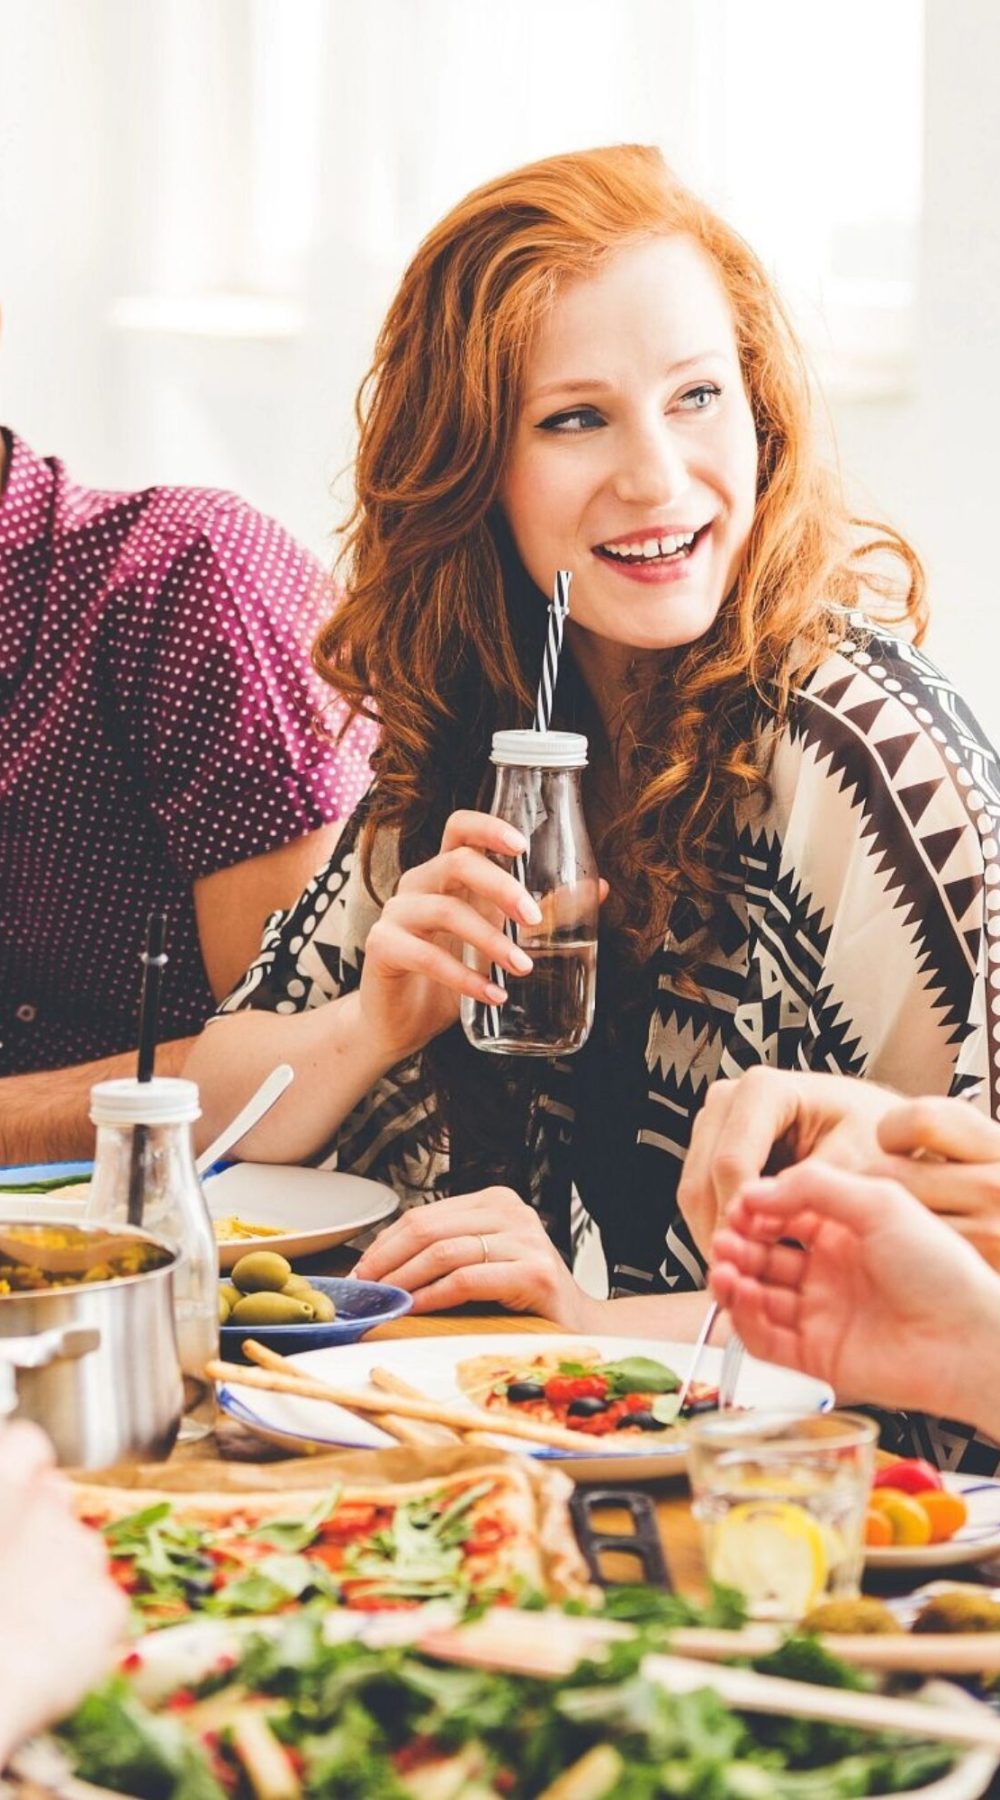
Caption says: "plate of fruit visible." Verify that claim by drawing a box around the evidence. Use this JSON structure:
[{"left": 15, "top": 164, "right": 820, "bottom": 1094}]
[{"left": 865, "top": 1459, "right": 1000, "bottom": 1569}]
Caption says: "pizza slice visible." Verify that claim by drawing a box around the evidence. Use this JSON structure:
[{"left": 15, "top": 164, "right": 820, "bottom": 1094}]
[
  {"left": 456, "top": 1344, "right": 720, "bottom": 1439},
  {"left": 74, "top": 1463, "right": 587, "bottom": 1629}
]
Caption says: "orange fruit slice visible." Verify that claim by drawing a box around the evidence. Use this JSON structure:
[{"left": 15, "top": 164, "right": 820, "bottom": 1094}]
[
  {"left": 917, "top": 1490, "right": 968, "bottom": 1543},
  {"left": 868, "top": 1488, "right": 933, "bottom": 1546},
  {"left": 864, "top": 1507, "right": 893, "bottom": 1548}
]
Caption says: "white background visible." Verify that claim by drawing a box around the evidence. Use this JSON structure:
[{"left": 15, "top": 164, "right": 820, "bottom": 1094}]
[{"left": 1, "top": 0, "right": 997, "bottom": 733}]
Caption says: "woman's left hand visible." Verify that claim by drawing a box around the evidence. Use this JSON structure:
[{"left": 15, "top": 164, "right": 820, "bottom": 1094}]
[
  {"left": 352, "top": 1189, "right": 599, "bottom": 1325},
  {"left": 875, "top": 1097, "right": 1000, "bottom": 1272}
]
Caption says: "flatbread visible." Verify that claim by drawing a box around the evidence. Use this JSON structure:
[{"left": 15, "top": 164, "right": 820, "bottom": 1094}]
[
  {"left": 456, "top": 1342, "right": 714, "bottom": 1441},
  {"left": 74, "top": 1455, "right": 592, "bottom": 1624}
]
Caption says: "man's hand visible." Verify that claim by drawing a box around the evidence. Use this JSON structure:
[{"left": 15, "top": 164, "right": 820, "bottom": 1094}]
[
  {"left": 874, "top": 1097, "right": 1000, "bottom": 1272},
  {"left": 710, "top": 1161, "right": 1000, "bottom": 1431},
  {"left": 678, "top": 1069, "right": 899, "bottom": 1259}
]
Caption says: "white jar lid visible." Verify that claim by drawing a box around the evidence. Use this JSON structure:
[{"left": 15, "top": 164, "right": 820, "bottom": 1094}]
[
  {"left": 491, "top": 729, "right": 588, "bottom": 768},
  {"left": 90, "top": 1077, "right": 201, "bottom": 1127}
]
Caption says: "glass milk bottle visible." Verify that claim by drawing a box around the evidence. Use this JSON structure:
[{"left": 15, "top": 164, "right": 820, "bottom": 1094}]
[
  {"left": 86, "top": 1077, "right": 218, "bottom": 1440},
  {"left": 462, "top": 729, "right": 599, "bottom": 1056}
]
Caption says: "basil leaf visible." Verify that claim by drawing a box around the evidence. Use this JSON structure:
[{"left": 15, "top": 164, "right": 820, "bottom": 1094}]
[
  {"left": 247, "top": 1485, "right": 344, "bottom": 1553},
  {"left": 598, "top": 1356, "right": 681, "bottom": 1395}
]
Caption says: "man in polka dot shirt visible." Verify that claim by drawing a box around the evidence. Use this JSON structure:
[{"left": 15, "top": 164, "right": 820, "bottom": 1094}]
[{"left": 0, "top": 429, "right": 376, "bottom": 1160}]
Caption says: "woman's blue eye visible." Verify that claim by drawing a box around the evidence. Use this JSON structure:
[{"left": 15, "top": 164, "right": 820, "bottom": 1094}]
[
  {"left": 680, "top": 383, "right": 722, "bottom": 410},
  {"left": 537, "top": 406, "right": 605, "bottom": 433}
]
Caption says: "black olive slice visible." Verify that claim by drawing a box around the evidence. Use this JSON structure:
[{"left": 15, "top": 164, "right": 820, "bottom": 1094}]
[
  {"left": 567, "top": 1395, "right": 608, "bottom": 1417},
  {"left": 506, "top": 1381, "right": 546, "bottom": 1403}
]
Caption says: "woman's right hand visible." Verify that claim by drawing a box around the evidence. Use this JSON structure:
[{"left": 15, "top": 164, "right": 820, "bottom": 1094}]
[{"left": 358, "top": 810, "right": 543, "bottom": 1064}]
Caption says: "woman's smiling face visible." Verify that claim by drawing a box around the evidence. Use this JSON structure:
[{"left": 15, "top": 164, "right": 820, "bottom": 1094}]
[{"left": 500, "top": 235, "right": 759, "bottom": 663}]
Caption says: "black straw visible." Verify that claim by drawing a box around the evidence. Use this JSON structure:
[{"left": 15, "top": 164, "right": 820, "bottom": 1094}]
[{"left": 126, "top": 912, "right": 169, "bottom": 1226}]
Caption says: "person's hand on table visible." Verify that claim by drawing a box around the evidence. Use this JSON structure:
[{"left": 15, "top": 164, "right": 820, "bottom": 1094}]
[
  {"left": 0, "top": 1422, "right": 127, "bottom": 1767},
  {"left": 353, "top": 1188, "right": 602, "bottom": 1326},
  {"left": 709, "top": 1161, "right": 1000, "bottom": 1431},
  {"left": 677, "top": 1068, "right": 900, "bottom": 1259},
  {"left": 873, "top": 1097, "right": 1000, "bottom": 1272}
]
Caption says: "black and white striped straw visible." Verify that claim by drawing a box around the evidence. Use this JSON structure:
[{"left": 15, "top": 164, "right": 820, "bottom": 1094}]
[
  {"left": 533, "top": 568, "right": 572, "bottom": 733},
  {"left": 483, "top": 571, "right": 572, "bottom": 1040}
]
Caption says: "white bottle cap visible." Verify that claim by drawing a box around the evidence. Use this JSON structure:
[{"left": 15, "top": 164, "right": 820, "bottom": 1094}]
[
  {"left": 491, "top": 729, "right": 588, "bottom": 769},
  {"left": 89, "top": 1077, "right": 201, "bottom": 1127}
]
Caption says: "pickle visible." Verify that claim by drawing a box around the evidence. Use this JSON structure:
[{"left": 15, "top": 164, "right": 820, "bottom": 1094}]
[
  {"left": 230, "top": 1291, "right": 315, "bottom": 1326},
  {"left": 231, "top": 1251, "right": 293, "bottom": 1293}
]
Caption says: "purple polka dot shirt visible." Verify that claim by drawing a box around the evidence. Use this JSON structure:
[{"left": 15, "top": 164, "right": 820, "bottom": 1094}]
[{"left": 0, "top": 430, "right": 376, "bottom": 1074}]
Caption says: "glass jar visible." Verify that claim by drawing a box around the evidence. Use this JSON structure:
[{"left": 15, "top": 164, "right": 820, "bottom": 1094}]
[
  {"left": 461, "top": 729, "right": 599, "bottom": 1056},
  {"left": 85, "top": 1077, "right": 218, "bottom": 1441}
]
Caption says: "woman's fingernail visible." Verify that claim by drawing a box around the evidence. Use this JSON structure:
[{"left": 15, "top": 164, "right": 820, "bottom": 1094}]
[
  {"left": 485, "top": 982, "right": 507, "bottom": 1004},
  {"left": 499, "top": 826, "right": 527, "bottom": 853},
  {"left": 519, "top": 894, "right": 543, "bottom": 925},
  {"left": 511, "top": 946, "right": 533, "bottom": 974}
]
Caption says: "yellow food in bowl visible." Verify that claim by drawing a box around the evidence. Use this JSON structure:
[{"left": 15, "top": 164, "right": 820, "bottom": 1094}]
[{"left": 211, "top": 1215, "right": 286, "bottom": 1244}]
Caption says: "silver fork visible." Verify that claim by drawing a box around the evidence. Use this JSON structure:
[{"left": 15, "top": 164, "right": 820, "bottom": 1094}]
[{"left": 718, "top": 1329, "right": 746, "bottom": 1410}]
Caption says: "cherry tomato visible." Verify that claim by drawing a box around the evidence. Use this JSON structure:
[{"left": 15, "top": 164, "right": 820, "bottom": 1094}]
[
  {"left": 871, "top": 1458, "right": 943, "bottom": 1496},
  {"left": 544, "top": 1374, "right": 609, "bottom": 1405}
]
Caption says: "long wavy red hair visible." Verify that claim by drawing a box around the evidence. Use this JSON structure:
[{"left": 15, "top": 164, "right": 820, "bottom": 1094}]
[{"left": 316, "top": 144, "right": 924, "bottom": 965}]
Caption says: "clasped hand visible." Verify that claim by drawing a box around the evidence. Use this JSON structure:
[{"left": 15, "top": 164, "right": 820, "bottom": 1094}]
[{"left": 353, "top": 1187, "right": 597, "bottom": 1325}]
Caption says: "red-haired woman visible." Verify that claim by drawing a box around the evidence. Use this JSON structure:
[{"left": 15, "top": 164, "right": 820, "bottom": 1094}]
[{"left": 188, "top": 147, "right": 1000, "bottom": 1465}]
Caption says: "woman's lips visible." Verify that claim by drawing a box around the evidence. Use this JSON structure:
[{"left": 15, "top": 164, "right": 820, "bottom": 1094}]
[{"left": 592, "top": 522, "right": 711, "bottom": 584}]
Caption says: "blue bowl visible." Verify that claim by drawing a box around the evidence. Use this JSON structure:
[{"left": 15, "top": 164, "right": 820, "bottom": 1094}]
[{"left": 220, "top": 1274, "right": 412, "bottom": 1358}]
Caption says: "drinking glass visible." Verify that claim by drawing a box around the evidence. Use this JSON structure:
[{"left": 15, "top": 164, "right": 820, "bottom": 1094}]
[{"left": 685, "top": 1409, "right": 878, "bottom": 1622}]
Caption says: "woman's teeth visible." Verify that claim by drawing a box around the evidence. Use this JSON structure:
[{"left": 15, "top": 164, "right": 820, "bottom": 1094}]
[{"left": 598, "top": 530, "right": 697, "bottom": 563}]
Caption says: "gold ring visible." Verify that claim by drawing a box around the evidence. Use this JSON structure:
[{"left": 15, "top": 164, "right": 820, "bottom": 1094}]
[{"left": 478, "top": 1233, "right": 490, "bottom": 1264}]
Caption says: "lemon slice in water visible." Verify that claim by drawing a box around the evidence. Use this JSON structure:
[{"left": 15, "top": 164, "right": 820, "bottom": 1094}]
[{"left": 709, "top": 1500, "right": 828, "bottom": 1618}]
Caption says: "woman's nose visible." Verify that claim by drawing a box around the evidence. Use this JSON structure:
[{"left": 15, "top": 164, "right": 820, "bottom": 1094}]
[{"left": 613, "top": 423, "right": 690, "bottom": 510}]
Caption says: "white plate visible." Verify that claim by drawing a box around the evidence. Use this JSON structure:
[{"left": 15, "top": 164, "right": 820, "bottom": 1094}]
[
  {"left": 0, "top": 1161, "right": 398, "bottom": 1267},
  {"left": 867, "top": 1474, "right": 1000, "bottom": 1571},
  {"left": 218, "top": 1332, "right": 833, "bottom": 1482},
  {"left": 205, "top": 1163, "right": 398, "bottom": 1268}
]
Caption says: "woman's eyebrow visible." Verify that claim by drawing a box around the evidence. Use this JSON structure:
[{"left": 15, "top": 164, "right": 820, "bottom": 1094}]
[{"left": 528, "top": 352, "right": 729, "bottom": 403}]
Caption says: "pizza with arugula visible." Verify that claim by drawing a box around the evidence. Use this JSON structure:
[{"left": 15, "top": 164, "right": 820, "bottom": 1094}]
[
  {"left": 74, "top": 1465, "right": 587, "bottom": 1629},
  {"left": 456, "top": 1344, "right": 719, "bottom": 1439}
]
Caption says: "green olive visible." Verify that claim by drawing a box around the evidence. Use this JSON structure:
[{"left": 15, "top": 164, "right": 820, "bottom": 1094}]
[
  {"left": 301, "top": 1288, "right": 336, "bottom": 1322},
  {"left": 219, "top": 1282, "right": 241, "bottom": 1312},
  {"left": 231, "top": 1251, "right": 293, "bottom": 1294},
  {"left": 281, "top": 1274, "right": 315, "bottom": 1299},
  {"left": 230, "top": 1291, "right": 315, "bottom": 1326},
  {"left": 219, "top": 1289, "right": 232, "bottom": 1324}
]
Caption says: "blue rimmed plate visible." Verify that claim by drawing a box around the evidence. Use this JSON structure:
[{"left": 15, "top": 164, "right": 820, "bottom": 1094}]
[
  {"left": 217, "top": 1332, "right": 833, "bottom": 1484},
  {"left": 220, "top": 1275, "right": 412, "bottom": 1357}
]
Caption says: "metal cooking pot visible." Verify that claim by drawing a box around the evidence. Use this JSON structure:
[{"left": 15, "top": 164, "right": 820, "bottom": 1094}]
[{"left": 0, "top": 1220, "right": 184, "bottom": 1468}]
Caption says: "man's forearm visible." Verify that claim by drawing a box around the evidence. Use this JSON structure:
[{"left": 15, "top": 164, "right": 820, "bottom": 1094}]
[{"left": 0, "top": 1039, "right": 197, "bottom": 1163}]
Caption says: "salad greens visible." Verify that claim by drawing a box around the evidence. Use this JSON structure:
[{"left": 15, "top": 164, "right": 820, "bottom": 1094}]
[{"left": 56, "top": 1599, "right": 960, "bottom": 1800}]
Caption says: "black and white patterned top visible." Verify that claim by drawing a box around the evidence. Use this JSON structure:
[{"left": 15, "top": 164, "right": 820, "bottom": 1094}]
[{"left": 221, "top": 620, "right": 1000, "bottom": 1474}]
